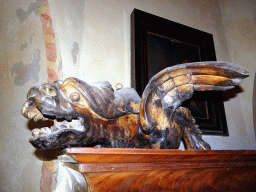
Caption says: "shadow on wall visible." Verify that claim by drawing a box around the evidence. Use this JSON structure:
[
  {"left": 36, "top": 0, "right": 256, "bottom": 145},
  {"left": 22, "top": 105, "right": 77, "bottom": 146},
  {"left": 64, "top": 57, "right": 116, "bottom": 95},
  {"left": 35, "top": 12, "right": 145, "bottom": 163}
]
[
  {"left": 253, "top": 72, "right": 256, "bottom": 139},
  {"left": 223, "top": 85, "right": 244, "bottom": 102},
  {"left": 16, "top": 1, "right": 44, "bottom": 23},
  {"left": 34, "top": 148, "right": 62, "bottom": 161},
  {"left": 11, "top": 49, "right": 41, "bottom": 86}
]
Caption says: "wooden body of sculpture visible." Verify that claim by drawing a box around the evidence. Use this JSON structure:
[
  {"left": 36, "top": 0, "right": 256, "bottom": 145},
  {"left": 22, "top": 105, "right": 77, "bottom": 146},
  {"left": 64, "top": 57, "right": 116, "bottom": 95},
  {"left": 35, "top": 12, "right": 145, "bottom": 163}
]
[{"left": 21, "top": 61, "right": 249, "bottom": 150}]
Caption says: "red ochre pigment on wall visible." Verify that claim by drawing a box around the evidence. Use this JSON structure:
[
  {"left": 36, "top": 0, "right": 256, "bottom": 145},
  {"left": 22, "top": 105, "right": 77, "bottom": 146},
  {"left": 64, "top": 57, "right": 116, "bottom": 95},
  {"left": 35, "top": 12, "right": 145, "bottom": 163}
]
[
  {"left": 36, "top": 1, "right": 59, "bottom": 191},
  {"left": 37, "top": 0, "right": 58, "bottom": 84}
]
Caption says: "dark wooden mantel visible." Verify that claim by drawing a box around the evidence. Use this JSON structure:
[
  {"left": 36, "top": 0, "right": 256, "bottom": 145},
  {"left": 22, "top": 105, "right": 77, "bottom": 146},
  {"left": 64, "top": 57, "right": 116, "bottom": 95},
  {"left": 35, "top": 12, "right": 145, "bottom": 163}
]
[{"left": 64, "top": 148, "right": 256, "bottom": 191}]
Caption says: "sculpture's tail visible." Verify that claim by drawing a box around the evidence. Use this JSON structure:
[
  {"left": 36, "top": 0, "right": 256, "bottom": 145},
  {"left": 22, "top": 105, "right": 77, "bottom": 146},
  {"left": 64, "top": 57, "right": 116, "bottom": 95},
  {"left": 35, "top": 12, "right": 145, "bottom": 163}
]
[{"left": 139, "top": 61, "right": 249, "bottom": 134}]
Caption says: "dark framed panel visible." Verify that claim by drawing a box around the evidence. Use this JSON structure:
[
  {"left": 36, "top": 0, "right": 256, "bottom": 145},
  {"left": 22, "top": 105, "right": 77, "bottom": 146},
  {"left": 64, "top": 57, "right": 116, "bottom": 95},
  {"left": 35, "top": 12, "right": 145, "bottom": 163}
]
[{"left": 131, "top": 9, "right": 228, "bottom": 136}]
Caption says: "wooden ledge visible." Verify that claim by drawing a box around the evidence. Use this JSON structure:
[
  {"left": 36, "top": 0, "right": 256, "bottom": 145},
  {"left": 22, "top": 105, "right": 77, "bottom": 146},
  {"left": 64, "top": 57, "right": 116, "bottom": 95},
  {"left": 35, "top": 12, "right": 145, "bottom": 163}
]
[
  {"left": 64, "top": 148, "right": 256, "bottom": 191},
  {"left": 65, "top": 148, "right": 256, "bottom": 172}
]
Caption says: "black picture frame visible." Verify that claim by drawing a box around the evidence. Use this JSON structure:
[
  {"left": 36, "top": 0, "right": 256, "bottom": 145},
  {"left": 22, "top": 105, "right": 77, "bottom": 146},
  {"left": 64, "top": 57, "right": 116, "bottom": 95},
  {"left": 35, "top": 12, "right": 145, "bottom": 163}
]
[{"left": 131, "top": 9, "right": 228, "bottom": 136}]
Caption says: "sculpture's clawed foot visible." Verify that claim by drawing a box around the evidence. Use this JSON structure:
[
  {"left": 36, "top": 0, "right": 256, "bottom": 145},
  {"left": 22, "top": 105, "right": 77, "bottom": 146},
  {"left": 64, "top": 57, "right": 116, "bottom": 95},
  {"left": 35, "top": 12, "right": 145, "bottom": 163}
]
[
  {"left": 176, "top": 107, "right": 211, "bottom": 150},
  {"left": 182, "top": 124, "right": 211, "bottom": 150}
]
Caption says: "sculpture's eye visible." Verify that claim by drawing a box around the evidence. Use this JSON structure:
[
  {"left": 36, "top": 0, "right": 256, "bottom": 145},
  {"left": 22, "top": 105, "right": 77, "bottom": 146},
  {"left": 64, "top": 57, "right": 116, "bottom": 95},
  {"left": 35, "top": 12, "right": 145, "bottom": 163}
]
[
  {"left": 27, "top": 86, "right": 39, "bottom": 98},
  {"left": 70, "top": 92, "right": 80, "bottom": 102},
  {"left": 43, "top": 86, "right": 57, "bottom": 97}
]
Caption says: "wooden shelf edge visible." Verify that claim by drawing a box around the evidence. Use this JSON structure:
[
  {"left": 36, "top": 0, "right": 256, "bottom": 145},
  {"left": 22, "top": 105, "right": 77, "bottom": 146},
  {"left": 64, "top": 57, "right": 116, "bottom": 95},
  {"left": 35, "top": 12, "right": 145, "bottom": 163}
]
[
  {"left": 66, "top": 147, "right": 256, "bottom": 155},
  {"left": 64, "top": 161, "right": 256, "bottom": 173},
  {"left": 65, "top": 148, "right": 256, "bottom": 164},
  {"left": 63, "top": 148, "right": 256, "bottom": 191}
]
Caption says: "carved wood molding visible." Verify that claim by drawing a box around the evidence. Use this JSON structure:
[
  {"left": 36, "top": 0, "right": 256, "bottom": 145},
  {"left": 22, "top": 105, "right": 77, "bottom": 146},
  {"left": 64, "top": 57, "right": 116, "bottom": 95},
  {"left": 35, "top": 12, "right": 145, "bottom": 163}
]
[{"left": 64, "top": 148, "right": 256, "bottom": 191}]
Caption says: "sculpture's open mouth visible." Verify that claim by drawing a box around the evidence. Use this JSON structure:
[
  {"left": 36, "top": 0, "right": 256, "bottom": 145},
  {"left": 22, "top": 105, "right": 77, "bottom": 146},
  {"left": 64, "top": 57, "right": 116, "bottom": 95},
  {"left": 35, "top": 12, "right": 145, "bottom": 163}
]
[
  {"left": 30, "top": 117, "right": 85, "bottom": 139},
  {"left": 23, "top": 106, "right": 86, "bottom": 149}
]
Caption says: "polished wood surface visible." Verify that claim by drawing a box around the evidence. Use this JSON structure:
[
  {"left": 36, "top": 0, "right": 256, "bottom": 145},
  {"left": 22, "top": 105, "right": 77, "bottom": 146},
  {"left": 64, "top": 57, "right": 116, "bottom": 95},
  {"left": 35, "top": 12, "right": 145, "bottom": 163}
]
[
  {"left": 65, "top": 148, "right": 256, "bottom": 191},
  {"left": 66, "top": 148, "right": 256, "bottom": 163},
  {"left": 83, "top": 168, "right": 255, "bottom": 192}
]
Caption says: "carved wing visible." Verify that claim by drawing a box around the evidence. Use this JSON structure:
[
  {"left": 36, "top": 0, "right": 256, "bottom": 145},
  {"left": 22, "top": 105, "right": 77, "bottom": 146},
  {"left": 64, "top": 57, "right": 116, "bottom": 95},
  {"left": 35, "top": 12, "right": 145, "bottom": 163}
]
[{"left": 139, "top": 61, "right": 249, "bottom": 134}]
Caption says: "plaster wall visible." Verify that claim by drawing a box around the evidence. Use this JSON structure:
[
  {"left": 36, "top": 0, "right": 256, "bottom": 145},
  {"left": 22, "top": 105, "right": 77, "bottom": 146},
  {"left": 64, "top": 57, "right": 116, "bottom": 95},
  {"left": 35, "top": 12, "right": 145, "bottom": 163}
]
[
  {"left": 0, "top": 0, "right": 256, "bottom": 191},
  {"left": 215, "top": 0, "right": 256, "bottom": 149},
  {"left": 0, "top": 1, "right": 47, "bottom": 191},
  {"left": 49, "top": 0, "right": 85, "bottom": 78}
]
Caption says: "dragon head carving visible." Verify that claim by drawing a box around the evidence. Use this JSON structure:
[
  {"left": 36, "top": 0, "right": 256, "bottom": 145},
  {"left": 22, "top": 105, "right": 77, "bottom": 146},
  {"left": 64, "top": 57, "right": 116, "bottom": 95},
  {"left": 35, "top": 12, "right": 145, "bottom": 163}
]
[
  {"left": 22, "top": 77, "right": 132, "bottom": 149},
  {"left": 22, "top": 78, "right": 86, "bottom": 149}
]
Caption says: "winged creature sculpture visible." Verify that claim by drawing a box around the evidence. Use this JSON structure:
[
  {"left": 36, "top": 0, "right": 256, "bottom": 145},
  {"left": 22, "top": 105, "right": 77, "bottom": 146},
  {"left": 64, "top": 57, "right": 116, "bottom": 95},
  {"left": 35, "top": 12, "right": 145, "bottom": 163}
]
[{"left": 21, "top": 61, "right": 249, "bottom": 150}]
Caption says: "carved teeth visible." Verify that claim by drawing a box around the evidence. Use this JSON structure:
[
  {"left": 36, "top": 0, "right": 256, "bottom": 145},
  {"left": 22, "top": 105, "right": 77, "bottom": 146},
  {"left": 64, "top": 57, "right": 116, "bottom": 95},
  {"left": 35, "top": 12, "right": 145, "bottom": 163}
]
[
  {"left": 32, "top": 128, "right": 40, "bottom": 136},
  {"left": 78, "top": 117, "right": 84, "bottom": 124},
  {"left": 50, "top": 125, "right": 59, "bottom": 132},
  {"left": 66, "top": 116, "right": 72, "bottom": 121},
  {"left": 39, "top": 128, "right": 46, "bottom": 135},
  {"left": 45, "top": 127, "right": 51, "bottom": 133},
  {"left": 39, "top": 127, "right": 51, "bottom": 135},
  {"left": 33, "top": 113, "right": 44, "bottom": 122},
  {"left": 31, "top": 118, "right": 85, "bottom": 137},
  {"left": 60, "top": 124, "right": 68, "bottom": 129}
]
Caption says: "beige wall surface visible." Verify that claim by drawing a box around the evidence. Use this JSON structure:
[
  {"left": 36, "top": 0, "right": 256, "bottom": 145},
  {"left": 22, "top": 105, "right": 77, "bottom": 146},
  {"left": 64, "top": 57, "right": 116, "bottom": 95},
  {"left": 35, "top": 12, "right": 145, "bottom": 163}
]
[
  {"left": 0, "top": 1, "right": 47, "bottom": 191},
  {"left": 216, "top": 0, "right": 256, "bottom": 149},
  {"left": 0, "top": 0, "right": 255, "bottom": 191}
]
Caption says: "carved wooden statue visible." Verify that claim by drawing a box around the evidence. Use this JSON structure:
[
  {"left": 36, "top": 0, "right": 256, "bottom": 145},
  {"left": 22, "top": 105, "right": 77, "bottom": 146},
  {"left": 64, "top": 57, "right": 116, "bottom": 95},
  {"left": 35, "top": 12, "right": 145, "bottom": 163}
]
[{"left": 21, "top": 61, "right": 249, "bottom": 150}]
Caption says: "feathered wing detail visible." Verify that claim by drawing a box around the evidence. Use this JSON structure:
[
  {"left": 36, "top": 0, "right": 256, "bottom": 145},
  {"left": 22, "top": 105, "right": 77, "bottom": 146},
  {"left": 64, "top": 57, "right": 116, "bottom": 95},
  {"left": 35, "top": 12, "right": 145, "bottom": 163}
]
[{"left": 139, "top": 61, "right": 249, "bottom": 134}]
